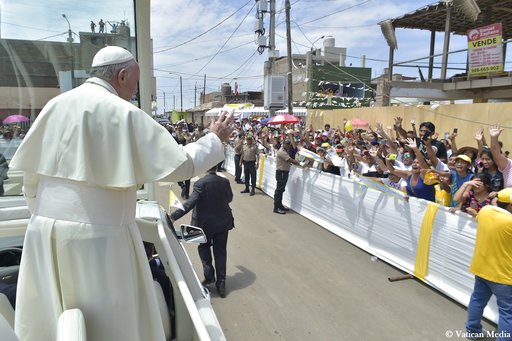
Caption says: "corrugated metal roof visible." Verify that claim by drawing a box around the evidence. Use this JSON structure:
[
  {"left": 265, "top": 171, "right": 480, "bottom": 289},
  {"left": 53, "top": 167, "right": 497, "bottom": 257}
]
[{"left": 382, "top": 0, "right": 512, "bottom": 39}]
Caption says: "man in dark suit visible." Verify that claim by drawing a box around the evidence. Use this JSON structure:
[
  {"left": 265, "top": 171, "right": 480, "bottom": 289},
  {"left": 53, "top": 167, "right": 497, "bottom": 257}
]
[{"left": 170, "top": 166, "right": 234, "bottom": 298}]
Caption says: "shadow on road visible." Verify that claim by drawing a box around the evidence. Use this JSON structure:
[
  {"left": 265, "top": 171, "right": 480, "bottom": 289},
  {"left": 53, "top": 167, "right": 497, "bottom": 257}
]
[{"left": 225, "top": 265, "right": 256, "bottom": 292}]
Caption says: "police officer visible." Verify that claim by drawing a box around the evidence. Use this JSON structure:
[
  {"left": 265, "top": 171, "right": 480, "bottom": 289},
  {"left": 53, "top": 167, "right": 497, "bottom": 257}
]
[{"left": 240, "top": 134, "right": 259, "bottom": 196}]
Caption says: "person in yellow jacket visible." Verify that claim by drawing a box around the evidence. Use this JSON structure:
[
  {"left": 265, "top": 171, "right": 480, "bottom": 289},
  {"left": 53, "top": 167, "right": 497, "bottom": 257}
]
[{"left": 466, "top": 188, "right": 512, "bottom": 340}]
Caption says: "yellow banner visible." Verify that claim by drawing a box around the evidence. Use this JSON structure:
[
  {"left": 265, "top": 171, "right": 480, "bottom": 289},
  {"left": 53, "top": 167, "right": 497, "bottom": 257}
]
[{"left": 414, "top": 203, "right": 439, "bottom": 281}]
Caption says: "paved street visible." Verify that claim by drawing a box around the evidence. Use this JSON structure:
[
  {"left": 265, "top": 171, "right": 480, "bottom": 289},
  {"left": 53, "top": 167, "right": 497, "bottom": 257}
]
[{"left": 155, "top": 173, "right": 496, "bottom": 341}]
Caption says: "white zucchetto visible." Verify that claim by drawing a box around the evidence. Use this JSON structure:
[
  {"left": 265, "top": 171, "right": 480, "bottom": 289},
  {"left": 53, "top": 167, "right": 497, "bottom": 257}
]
[{"left": 91, "top": 46, "right": 135, "bottom": 67}]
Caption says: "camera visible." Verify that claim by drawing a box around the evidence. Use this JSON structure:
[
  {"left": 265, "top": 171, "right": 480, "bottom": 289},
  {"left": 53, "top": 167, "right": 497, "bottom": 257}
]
[{"left": 422, "top": 131, "right": 431, "bottom": 141}]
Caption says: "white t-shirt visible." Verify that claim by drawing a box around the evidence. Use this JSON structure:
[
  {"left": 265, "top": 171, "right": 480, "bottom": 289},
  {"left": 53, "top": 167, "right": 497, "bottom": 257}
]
[{"left": 381, "top": 177, "right": 407, "bottom": 191}]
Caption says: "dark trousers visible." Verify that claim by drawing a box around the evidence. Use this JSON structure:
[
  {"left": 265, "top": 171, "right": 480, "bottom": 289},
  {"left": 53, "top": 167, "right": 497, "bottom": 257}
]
[
  {"left": 234, "top": 154, "right": 242, "bottom": 181},
  {"left": 243, "top": 161, "right": 257, "bottom": 189},
  {"left": 198, "top": 231, "right": 229, "bottom": 281},
  {"left": 274, "top": 170, "right": 289, "bottom": 210},
  {"left": 178, "top": 180, "right": 190, "bottom": 199},
  {"left": 216, "top": 160, "right": 224, "bottom": 171}
]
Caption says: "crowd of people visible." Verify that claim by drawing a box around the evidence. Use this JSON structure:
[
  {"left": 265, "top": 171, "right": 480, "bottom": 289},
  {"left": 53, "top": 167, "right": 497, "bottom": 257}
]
[
  {"left": 155, "top": 115, "right": 511, "bottom": 221},
  {"left": 194, "top": 116, "right": 510, "bottom": 219},
  {"left": 197, "top": 115, "right": 510, "bottom": 340}
]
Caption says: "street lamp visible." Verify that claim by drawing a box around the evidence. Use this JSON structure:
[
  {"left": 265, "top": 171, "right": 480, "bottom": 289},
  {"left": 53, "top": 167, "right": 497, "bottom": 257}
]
[
  {"left": 62, "top": 14, "right": 75, "bottom": 88},
  {"left": 306, "top": 36, "right": 325, "bottom": 109},
  {"left": 169, "top": 73, "right": 183, "bottom": 113},
  {"left": 156, "top": 89, "right": 167, "bottom": 115},
  {"left": 310, "top": 35, "right": 325, "bottom": 52}
]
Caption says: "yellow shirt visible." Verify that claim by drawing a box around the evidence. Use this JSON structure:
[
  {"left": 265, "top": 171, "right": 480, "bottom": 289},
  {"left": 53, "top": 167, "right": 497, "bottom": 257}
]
[{"left": 471, "top": 205, "right": 512, "bottom": 285}]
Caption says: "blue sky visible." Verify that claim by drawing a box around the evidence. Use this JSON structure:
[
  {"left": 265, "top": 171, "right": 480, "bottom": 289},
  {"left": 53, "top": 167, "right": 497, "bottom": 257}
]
[{"left": 1, "top": 0, "right": 510, "bottom": 111}]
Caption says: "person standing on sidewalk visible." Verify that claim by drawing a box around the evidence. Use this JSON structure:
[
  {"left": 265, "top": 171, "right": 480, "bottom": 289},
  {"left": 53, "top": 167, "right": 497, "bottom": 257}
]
[
  {"left": 274, "top": 139, "right": 301, "bottom": 214},
  {"left": 240, "top": 134, "right": 259, "bottom": 196},
  {"left": 170, "top": 166, "right": 234, "bottom": 298},
  {"left": 465, "top": 187, "right": 512, "bottom": 340},
  {"left": 233, "top": 132, "right": 244, "bottom": 184}
]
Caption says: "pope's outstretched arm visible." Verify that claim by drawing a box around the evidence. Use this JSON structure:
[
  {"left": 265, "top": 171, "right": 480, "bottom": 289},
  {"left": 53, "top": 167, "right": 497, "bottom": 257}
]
[{"left": 159, "top": 110, "right": 234, "bottom": 182}]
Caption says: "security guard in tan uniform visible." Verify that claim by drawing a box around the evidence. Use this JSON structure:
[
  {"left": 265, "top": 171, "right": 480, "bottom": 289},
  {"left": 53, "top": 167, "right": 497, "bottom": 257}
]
[
  {"left": 274, "top": 139, "right": 301, "bottom": 214},
  {"left": 240, "top": 134, "right": 259, "bottom": 196}
]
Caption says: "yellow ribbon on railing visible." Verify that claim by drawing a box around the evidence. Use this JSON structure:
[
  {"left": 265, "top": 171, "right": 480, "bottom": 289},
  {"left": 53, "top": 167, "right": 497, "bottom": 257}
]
[
  {"left": 257, "top": 154, "right": 265, "bottom": 189},
  {"left": 414, "top": 202, "right": 439, "bottom": 281}
]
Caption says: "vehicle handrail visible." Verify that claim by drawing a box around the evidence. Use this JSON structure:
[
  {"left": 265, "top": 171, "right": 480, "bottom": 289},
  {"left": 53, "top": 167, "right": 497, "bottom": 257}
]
[{"left": 156, "top": 220, "right": 212, "bottom": 341}]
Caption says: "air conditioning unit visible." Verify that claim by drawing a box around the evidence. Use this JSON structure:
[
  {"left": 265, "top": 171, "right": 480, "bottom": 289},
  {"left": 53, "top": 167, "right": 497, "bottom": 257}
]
[{"left": 264, "top": 75, "right": 286, "bottom": 110}]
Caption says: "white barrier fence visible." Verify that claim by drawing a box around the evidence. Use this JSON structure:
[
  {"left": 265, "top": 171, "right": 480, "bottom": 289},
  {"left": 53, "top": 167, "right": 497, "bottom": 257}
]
[{"left": 223, "top": 146, "right": 498, "bottom": 324}]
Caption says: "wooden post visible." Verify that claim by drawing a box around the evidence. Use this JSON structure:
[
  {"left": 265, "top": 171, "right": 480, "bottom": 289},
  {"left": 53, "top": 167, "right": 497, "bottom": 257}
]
[
  {"left": 440, "top": 3, "right": 452, "bottom": 80},
  {"left": 388, "top": 46, "right": 394, "bottom": 82},
  {"left": 428, "top": 30, "right": 435, "bottom": 81}
]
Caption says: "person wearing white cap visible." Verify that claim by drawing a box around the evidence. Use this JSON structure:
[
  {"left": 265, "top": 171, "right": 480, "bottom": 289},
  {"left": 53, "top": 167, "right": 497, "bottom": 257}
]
[{"left": 10, "top": 45, "right": 234, "bottom": 341}]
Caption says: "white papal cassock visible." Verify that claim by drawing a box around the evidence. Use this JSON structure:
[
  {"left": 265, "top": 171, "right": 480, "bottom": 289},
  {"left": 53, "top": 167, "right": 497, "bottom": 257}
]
[{"left": 10, "top": 77, "right": 225, "bottom": 341}]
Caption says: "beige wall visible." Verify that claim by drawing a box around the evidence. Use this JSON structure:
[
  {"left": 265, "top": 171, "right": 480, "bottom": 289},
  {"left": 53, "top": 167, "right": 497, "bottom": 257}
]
[
  {"left": 0, "top": 87, "right": 60, "bottom": 117},
  {"left": 306, "top": 103, "right": 512, "bottom": 152}
]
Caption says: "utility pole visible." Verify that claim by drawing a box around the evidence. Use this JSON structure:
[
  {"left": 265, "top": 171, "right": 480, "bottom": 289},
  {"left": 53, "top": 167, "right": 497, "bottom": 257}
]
[
  {"left": 173, "top": 95, "right": 176, "bottom": 111},
  {"left": 285, "top": 0, "right": 293, "bottom": 114},
  {"left": 203, "top": 74, "right": 206, "bottom": 105},
  {"left": 268, "top": 0, "right": 276, "bottom": 55},
  {"left": 163, "top": 92, "right": 166, "bottom": 114},
  {"left": 179, "top": 75, "right": 183, "bottom": 113},
  {"left": 62, "top": 14, "right": 74, "bottom": 88},
  {"left": 194, "top": 82, "right": 197, "bottom": 107},
  {"left": 268, "top": 0, "right": 276, "bottom": 116}
]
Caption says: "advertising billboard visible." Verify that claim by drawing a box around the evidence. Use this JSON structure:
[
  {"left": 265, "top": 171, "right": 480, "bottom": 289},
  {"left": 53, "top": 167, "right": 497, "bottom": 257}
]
[{"left": 467, "top": 23, "right": 503, "bottom": 76}]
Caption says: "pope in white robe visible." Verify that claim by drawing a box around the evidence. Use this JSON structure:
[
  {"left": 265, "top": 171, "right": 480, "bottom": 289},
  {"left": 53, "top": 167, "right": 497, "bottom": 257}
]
[{"left": 10, "top": 46, "right": 233, "bottom": 341}]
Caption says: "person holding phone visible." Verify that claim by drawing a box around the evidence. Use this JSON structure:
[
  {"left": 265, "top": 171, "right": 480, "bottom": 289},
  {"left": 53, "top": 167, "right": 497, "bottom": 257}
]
[{"left": 416, "top": 121, "right": 448, "bottom": 162}]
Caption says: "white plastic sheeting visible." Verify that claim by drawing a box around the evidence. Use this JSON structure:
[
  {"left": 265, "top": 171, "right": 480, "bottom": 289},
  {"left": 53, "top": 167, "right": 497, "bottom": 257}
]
[{"left": 222, "top": 147, "right": 498, "bottom": 324}]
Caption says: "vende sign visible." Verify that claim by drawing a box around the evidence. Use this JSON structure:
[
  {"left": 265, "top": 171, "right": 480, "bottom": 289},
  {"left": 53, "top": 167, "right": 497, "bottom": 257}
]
[{"left": 467, "top": 23, "right": 503, "bottom": 76}]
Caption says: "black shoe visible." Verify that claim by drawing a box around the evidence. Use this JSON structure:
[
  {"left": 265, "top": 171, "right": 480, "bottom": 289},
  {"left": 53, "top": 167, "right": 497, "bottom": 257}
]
[
  {"left": 273, "top": 208, "right": 286, "bottom": 214},
  {"left": 201, "top": 278, "right": 215, "bottom": 286},
  {"left": 216, "top": 280, "right": 226, "bottom": 298},
  {"left": 280, "top": 207, "right": 290, "bottom": 211},
  {"left": 250, "top": 189, "right": 255, "bottom": 196},
  {"left": 236, "top": 180, "right": 244, "bottom": 184},
  {"left": 240, "top": 189, "right": 250, "bottom": 193}
]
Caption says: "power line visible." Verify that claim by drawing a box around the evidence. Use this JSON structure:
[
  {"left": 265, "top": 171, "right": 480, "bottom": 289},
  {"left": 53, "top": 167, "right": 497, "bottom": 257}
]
[
  {"left": 298, "top": 0, "right": 372, "bottom": 26},
  {"left": 189, "top": 1, "right": 257, "bottom": 79},
  {"left": 156, "top": 69, "right": 263, "bottom": 81},
  {"left": 302, "top": 23, "right": 376, "bottom": 29},
  {"left": 36, "top": 32, "right": 69, "bottom": 41},
  {"left": 153, "top": 33, "right": 253, "bottom": 50},
  {"left": 1, "top": 20, "right": 62, "bottom": 34},
  {"left": 154, "top": 0, "right": 252, "bottom": 54},
  {"left": 221, "top": 49, "right": 259, "bottom": 79},
  {"left": 156, "top": 41, "right": 255, "bottom": 68}
]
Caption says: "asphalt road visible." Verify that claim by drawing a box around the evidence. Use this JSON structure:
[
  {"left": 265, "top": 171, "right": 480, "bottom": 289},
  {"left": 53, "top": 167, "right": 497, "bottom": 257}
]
[{"left": 155, "top": 173, "right": 496, "bottom": 341}]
